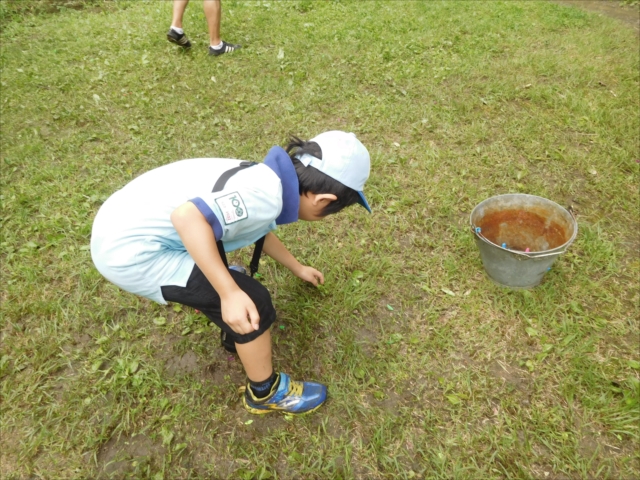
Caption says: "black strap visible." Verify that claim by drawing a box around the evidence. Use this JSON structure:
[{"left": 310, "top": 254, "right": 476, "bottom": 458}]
[
  {"left": 212, "top": 161, "right": 265, "bottom": 277},
  {"left": 212, "top": 161, "right": 257, "bottom": 193},
  {"left": 250, "top": 235, "right": 266, "bottom": 277}
]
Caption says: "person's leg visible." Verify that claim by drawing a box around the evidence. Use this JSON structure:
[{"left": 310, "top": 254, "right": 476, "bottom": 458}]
[
  {"left": 235, "top": 329, "right": 273, "bottom": 382},
  {"left": 161, "top": 265, "right": 326, "bottom": 414},
  {"left": 235, "top": 329, "right": 326, "bottom": 415},
  {"left": 171, "top": 0, "right": 190, "bottom": 29},
  {"left": 203, "top": 0, "right": 221, "bottom": 47},
  {"left": 168, "top": 0, "right": 192, "bottom": 48},
  {"left": 204, "top": 0, "right": 241, "bottom": 55}
]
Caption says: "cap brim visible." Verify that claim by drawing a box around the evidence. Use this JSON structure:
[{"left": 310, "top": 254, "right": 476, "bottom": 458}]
[{"left": 357, "top": 191, "right": 371, "bottom": 213}]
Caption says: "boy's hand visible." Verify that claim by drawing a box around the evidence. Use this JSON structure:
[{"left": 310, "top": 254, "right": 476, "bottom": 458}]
[
  {"left": 221, "top": 290, "right": 260, "bottom": 335},
  {"left": 294, "top": 265, "right": 325, "bottom": 287}
]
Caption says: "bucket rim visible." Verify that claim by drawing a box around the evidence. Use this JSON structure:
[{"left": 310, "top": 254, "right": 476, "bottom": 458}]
[{"left": 469, "top": 193, "right": 578, "bottom": 258}]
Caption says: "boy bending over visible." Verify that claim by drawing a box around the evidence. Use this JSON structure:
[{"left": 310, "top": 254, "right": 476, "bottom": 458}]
[{"left": 91, "top": 131, "right": 371, "bottom": 415}]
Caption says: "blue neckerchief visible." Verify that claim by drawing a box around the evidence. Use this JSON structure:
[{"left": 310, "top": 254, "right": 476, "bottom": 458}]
[{"left": 263, "top": 146, "right": 300, "bottom": 225}]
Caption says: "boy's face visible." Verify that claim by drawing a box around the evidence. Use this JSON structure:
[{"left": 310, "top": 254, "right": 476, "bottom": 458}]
[{"left": 298, "top": 193, "right": 338, "bottom": 221}]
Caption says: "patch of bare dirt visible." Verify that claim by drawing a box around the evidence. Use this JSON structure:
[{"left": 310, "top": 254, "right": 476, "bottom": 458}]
[
  {"left": 165, "top": 351, "right": 199, "bottom": 377},
  {"left": 96, "top": 433, "right": 166, "bottom": 479},
  {"left": 489, "top": 360, "right": 532, "bottom": 395},
  {"left": 243, "top": 415, "right": 284, "bottom": 437},
  {"left": 355, "top": 325, "right": 379, "bottom": 356},
  {"left": 73, "top": 333, "right": 93, "bottom": 349},
  {"left": 553, "top": 0, "right": 640, "bottom": 33},
  {"left": 379, "top": 390, "right": 405, "bottom": 412},
  {"left": 0, "top": 448, "right": 20, "bottom": 480},
  {"left": 203, "top": 357, "right": 245, "bottom": 386}
]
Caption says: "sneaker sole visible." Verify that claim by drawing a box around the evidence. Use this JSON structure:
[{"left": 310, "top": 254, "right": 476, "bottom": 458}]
[{"left": 242, "top": 397, "right": 326, "bottom": 415}]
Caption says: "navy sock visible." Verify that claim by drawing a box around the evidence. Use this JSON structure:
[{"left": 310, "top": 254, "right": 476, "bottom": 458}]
[{"left": 249, "top": 371, "right": 279, "bottom": 399}]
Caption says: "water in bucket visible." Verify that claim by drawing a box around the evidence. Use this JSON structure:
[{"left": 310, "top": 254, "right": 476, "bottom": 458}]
[{"left": 470, "top": 194, "right": 577, "bottom": 289}]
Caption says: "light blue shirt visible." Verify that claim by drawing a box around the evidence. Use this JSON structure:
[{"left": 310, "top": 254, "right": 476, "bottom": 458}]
[{"left": 91, "top": 147, "right": 299, "bottom": 304}]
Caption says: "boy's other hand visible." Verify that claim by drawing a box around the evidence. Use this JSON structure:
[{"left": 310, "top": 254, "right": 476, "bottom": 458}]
[
  {"left": 295, "top": 265, "right": 325, "bottom": 287},
  {"left": 221, "top": 290, "right": 260, "bottom": 334}
]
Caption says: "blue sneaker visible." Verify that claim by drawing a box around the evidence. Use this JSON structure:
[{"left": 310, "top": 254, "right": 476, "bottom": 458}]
[
  {"left": 229, "top": 265, "right": 247, "bottom": 275},
  {"left": 240, "top": 372, "right": 327, "bottom": 415}
]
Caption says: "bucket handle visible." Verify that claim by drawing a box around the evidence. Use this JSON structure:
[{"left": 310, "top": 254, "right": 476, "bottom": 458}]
[{"left": 470, "top": 225, "right": 566, "bottom": 259}]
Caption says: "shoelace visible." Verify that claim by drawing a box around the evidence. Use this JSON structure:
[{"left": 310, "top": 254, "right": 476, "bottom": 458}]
[
  {"left": 239, "top": 377, "right": 304, "bottom": 402},
  {"left": 287, "top": 380, "right": 303, "bottom": 397},
  {"left": 239, "top": 380, "right": 303, "bottom": 397}
]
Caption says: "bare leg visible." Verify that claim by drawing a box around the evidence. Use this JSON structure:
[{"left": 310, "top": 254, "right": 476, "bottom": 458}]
[
  {"left": 171, "top": 0, "right": 190, "bottom": 29},
  {"left": 235, "top": 329, "right": 273, "bottom": 382},
  {"left": 203, "top": 0, "right": 222, "bottom": 46},
  {"left": 235, "top": 329, "right": 327, "bottom": 414}
]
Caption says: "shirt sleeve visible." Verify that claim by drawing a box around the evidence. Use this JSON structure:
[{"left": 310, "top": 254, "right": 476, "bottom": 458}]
[
  {"left": 188, "top": 197, "right": 224, "bottom": 240},
  {"left": 189, "top": 184, "right": 281, "bottom": 245}
]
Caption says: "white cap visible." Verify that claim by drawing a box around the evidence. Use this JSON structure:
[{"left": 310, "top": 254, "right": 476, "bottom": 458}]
[{"left": 298, "top": 131, "right": 371, "bottom": 212}]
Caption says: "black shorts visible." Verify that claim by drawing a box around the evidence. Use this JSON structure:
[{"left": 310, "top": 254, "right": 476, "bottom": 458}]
[{"left": 161, "top": 264, "right": 276, "bottom": 344}]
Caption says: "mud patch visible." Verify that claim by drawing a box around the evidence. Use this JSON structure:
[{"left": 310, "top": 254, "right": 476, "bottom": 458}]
[
  {"left": 203, "top": 358, "right": 245, "bottom": 385},
  {"left": 371, "top": 381, "right": 415, "bottom": 415},
  {"left": 96, "top": 433, "right": 166, "bottom": 478},
  {"left": 165, "top": 351, "right": 199, "bottom": 377},
  {"left": 74, "top": 333, "right": 93, "bottom": 349},
  {"left": 216, "top": 413, "right": 286, "bottom": 444},
  {"left": 0, "top": 446, "right": 20, "bottom": 480},
  {"left": 379, "top": 390, "right": 404, "bottom": 412},
  {"left": 58, "top": 332, "right": 96, "bottom": 359},
  {"left": 204, "top": 361, "right": 229, "bottom": 385},
  {"left": 437, "top": 307, "right": 460, "bottom": 325},
  {"left": 578, "top": 430, "right": 601, "bottom": 457},
  {"left": 489, "top": 360, "right": 531, "bottom": 392},
  {"left": 245, "top": 415, "right": 284, "bottom": 436},
  {"left": 355, "top": 326, "right": 379, "bottom": 356}
]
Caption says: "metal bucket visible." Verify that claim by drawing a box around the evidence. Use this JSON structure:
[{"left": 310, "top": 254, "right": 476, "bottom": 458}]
[{"left": 470, "top": 194, "right": 577, "bottom": 289}]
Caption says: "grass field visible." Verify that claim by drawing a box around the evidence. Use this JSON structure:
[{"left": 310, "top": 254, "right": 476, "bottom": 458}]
[{"left": 1, "top": 1, "right": 639, "bottom": 478}]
